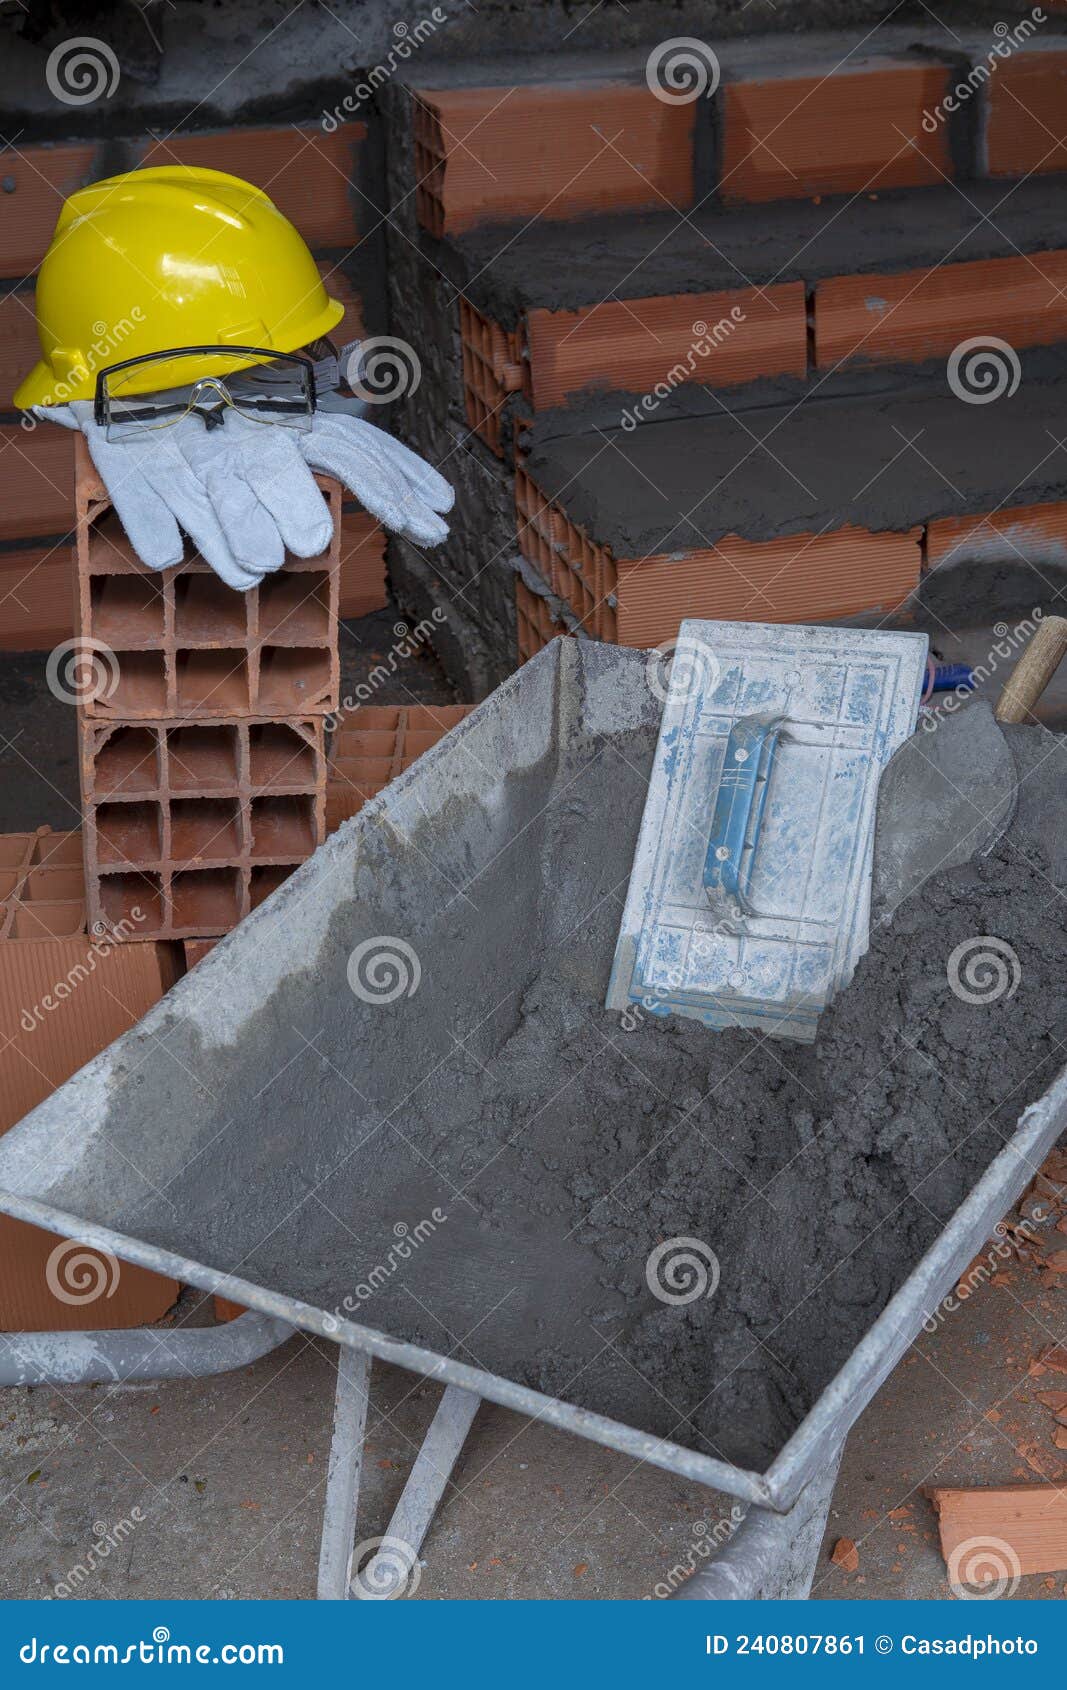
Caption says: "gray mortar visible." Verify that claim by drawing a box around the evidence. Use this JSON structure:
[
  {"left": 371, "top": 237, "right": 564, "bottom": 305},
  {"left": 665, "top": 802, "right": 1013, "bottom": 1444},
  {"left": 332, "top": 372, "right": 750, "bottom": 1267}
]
[
  {"left": 435, "top": 177, "right": 1067, "bottom": 327},
  {"left": 0, "top": 11, "right": 957, "bottom": 136},
  {"left": 521, "top": 348, "right": 1067, "bottom": 555},
  {"left": 5, "top": 651, "right": 1065, "bottom": 1479}
]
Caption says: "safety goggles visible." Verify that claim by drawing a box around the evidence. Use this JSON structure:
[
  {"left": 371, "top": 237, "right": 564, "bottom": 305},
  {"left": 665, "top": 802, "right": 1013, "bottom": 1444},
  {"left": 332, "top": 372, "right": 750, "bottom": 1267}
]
[{"left": 94, "top": 341, "right": 357, "bottom": 443}]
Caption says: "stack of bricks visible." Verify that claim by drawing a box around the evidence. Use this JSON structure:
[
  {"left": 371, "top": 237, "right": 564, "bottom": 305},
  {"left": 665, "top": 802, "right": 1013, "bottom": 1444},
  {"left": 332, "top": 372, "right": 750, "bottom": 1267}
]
[
  {"left": 75, "top": 438, "right": 337, "bottom": 941},
  {"left": 0, "top": 825, "right": 181, "bottom": 1327},
  {"left": 325, "top": 703, "right": 474, "bottom": 832},
  {"left": 391, "top": 36, "right": 1067, "bottom": 673}
]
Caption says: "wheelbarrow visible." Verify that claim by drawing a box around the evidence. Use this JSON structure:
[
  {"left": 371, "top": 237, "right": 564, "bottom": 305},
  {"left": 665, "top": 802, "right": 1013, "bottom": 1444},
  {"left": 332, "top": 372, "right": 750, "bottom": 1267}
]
[{"left": 0, "top": 637, "right": 1063, "bottom": 1601}]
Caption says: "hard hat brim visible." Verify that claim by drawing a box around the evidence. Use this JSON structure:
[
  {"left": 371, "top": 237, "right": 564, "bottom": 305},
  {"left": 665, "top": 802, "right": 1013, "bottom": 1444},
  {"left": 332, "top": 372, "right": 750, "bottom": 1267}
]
[{"left": 14, "top": 296, "right": 347, "bottom": 413}]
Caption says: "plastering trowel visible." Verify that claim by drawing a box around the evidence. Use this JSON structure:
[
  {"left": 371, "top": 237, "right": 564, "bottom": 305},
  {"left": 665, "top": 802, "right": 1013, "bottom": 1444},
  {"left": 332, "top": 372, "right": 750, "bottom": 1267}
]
[{"left": 606, "top": 619, "right": 928, "bottom": 1042}]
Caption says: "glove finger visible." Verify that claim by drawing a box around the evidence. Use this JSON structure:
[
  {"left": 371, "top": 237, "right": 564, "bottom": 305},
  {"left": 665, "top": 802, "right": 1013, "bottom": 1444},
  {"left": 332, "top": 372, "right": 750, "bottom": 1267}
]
[
  {"left": 224, "top": 417, "right": 334, "bottom": 560},
  {"left": 173, "top": 420, "right": 285, "bottom": 577},
  {"left": 135, "top": 431, "right": 262, "bottom": 590},
  {"left": 316, "top": 415, "right": 455, "bottom": 513},
  {"left": 301, "top": 428, "right": 449, "bottom": 548},
  {"left": 82, "top": 432, "right": 186, "bottom": 572}
]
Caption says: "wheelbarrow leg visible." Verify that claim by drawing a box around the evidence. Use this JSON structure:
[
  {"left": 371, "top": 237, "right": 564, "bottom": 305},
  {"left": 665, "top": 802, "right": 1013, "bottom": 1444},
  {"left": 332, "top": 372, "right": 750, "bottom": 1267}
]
[
  {"left": 317, "top": 1346, "right": 372, "bottom": 1599},
  {"left": 671, "top": 1444, "right": 844, "bottom": 1601},
  {"left": 358, "top": 1384, "right": 481, "bottom": 1599}
]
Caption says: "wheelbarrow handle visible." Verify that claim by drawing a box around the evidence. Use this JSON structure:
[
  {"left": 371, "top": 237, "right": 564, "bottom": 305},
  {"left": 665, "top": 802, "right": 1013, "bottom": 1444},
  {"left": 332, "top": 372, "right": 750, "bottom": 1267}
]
[
  {"left": 703, "top": 714, "right": 784, "bottom": 919},
  {"left": 995, "top": 614, "right": 1067, "bottom": 724}
]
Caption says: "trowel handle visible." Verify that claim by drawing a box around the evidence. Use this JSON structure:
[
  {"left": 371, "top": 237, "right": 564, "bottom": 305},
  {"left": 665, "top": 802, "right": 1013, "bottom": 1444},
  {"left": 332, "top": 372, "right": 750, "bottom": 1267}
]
[
  {"left": 995, "top": 615, "right": 1067, "bottom": 724},
  {"left": 703, "top": 716, "right": 782, "bottom": 916}
]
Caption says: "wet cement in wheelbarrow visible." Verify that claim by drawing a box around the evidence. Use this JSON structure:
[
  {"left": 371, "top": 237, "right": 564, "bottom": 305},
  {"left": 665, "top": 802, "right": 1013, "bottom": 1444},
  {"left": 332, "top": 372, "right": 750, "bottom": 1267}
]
[
  {"left": 127, "top": 716, "right": 1067, "bottom": 1474},
  {"left": 388, "top": 724, "right": 1065, "bottom": 1473}
]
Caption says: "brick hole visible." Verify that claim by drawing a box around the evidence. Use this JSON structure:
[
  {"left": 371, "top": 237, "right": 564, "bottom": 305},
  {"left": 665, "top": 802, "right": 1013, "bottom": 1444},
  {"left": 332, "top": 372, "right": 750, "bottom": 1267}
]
[
  {"left": 98, "top": 870, "right": 163, "bottom": 932},
  {"left": 175, "top": 649, "right": 250, "bottom": 714},
  {"left": 256, "top": 572, "right": 331, "bottom": 644},
  {"left": 170, "top": 798, "right": 242, "bottom": 864},
  {"left": 256, "top": 646, "right": 331, "bottom": 712},
  {"left": 249, "top": 723, "right": 317, "bottom": 789},
  {"left": 167, "top": 725, "right": 241, "bottom": 793},
  {"left": 95, "top": 800, "right": 162, "bottom": 867},
  {"left": 89, "top": 574, "right": 166, "bottom": 648},
  {"left": 174, "top": 573, "right": 248, "bottom": 645},
  {"left": 250, "top": 795, "right": 316, "bottom": 859},
  {"left": 93, "top": 726, "right": 161, "bottom": 798},
  {"left": 169, "top": 868, "right": 242, "bottom": 932}
]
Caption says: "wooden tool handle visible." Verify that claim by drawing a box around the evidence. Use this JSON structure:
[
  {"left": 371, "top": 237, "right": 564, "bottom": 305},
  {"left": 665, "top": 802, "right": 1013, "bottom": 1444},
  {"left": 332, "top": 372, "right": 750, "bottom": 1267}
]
[{"left": 995, "top": 615, "right": 1067, "bottom": 724}]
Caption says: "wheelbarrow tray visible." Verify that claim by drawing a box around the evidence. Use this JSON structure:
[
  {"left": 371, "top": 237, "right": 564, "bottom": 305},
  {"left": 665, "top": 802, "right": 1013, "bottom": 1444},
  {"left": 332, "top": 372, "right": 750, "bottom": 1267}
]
[{"left": 0, "top": 639, "right": 1063, "bottom": 1515}]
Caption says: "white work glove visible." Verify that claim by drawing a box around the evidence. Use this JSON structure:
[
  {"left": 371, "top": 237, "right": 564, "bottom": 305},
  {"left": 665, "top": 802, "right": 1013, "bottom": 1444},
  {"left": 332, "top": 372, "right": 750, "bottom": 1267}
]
[{"left": 35, "top": 403, "right": 453, "bottom": 590}]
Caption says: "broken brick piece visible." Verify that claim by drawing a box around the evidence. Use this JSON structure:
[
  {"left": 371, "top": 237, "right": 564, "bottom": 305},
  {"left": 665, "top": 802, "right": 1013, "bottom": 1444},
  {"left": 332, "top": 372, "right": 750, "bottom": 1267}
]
[
  {"left": 830, "top": 1537, "right": 859, "bottom": 1573},
  {"left": 928, "top": 1483, "right": 1067, "bottom": 1577}
]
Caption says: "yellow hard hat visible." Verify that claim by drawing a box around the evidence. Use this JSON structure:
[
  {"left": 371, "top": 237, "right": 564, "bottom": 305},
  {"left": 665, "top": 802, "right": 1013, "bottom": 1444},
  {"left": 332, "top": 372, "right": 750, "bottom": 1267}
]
[{"left": 15, "top": 165, "right": 345, "bottom": 410}]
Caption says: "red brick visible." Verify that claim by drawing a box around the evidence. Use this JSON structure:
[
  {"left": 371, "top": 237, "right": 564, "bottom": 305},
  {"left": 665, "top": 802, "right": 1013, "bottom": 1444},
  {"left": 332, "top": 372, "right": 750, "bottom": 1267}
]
[
  {"left": 0, "top": 287, "right": 41, "bottom": 407},
  {"left": 986, "top": 50, "right": 1067, "bottom": 178},
  {"left": 926, "top": 502, "right": 1067, "bottom": 570},
  {"left": 459, "top": 298, "right": 526, "bottom": 457},
  {"left": 613, "top": 526, "right": 922, "bottom": 646},
  {"left": 526, "top": 283, "right": 807, "bottom": 411},
  {"left": 0, "top": 142, "right": 98, "bottom": 278},
  {"left": 816, "top": 252, "right": 1067, "bottom": 369},
  {"left": 0, "top": 423, "right": 75, "bottom": 542},
  {"left": 515, "top": 573, "right": 573, "bottom": 664},
  {"left": 141, "top": 123, "right": 365, "bottom": 249},
  {"left": 339, "top": 508, "right": 387, "bottom": 619},
  {"left": 0, "top": 913, "right": 181, "bottom": 1329},
  {"left": 0, "top": 541, "right": 75, "bottom": 649},
  {"left": 413, "top": 84, "right": 695, "bottom": 235},
  {"left": 721, "top": 62, "right": 953, "bottom": 203}
]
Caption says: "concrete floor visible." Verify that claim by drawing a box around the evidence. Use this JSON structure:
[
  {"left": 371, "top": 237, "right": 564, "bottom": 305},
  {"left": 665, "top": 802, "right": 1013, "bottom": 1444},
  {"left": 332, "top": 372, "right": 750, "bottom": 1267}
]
[
  {"left": 2, "top": 1203, "right": 1064, "bottom": 1601},
  {"left": 0, "top": 609, "right": 1065, "bottom": 1601}
]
